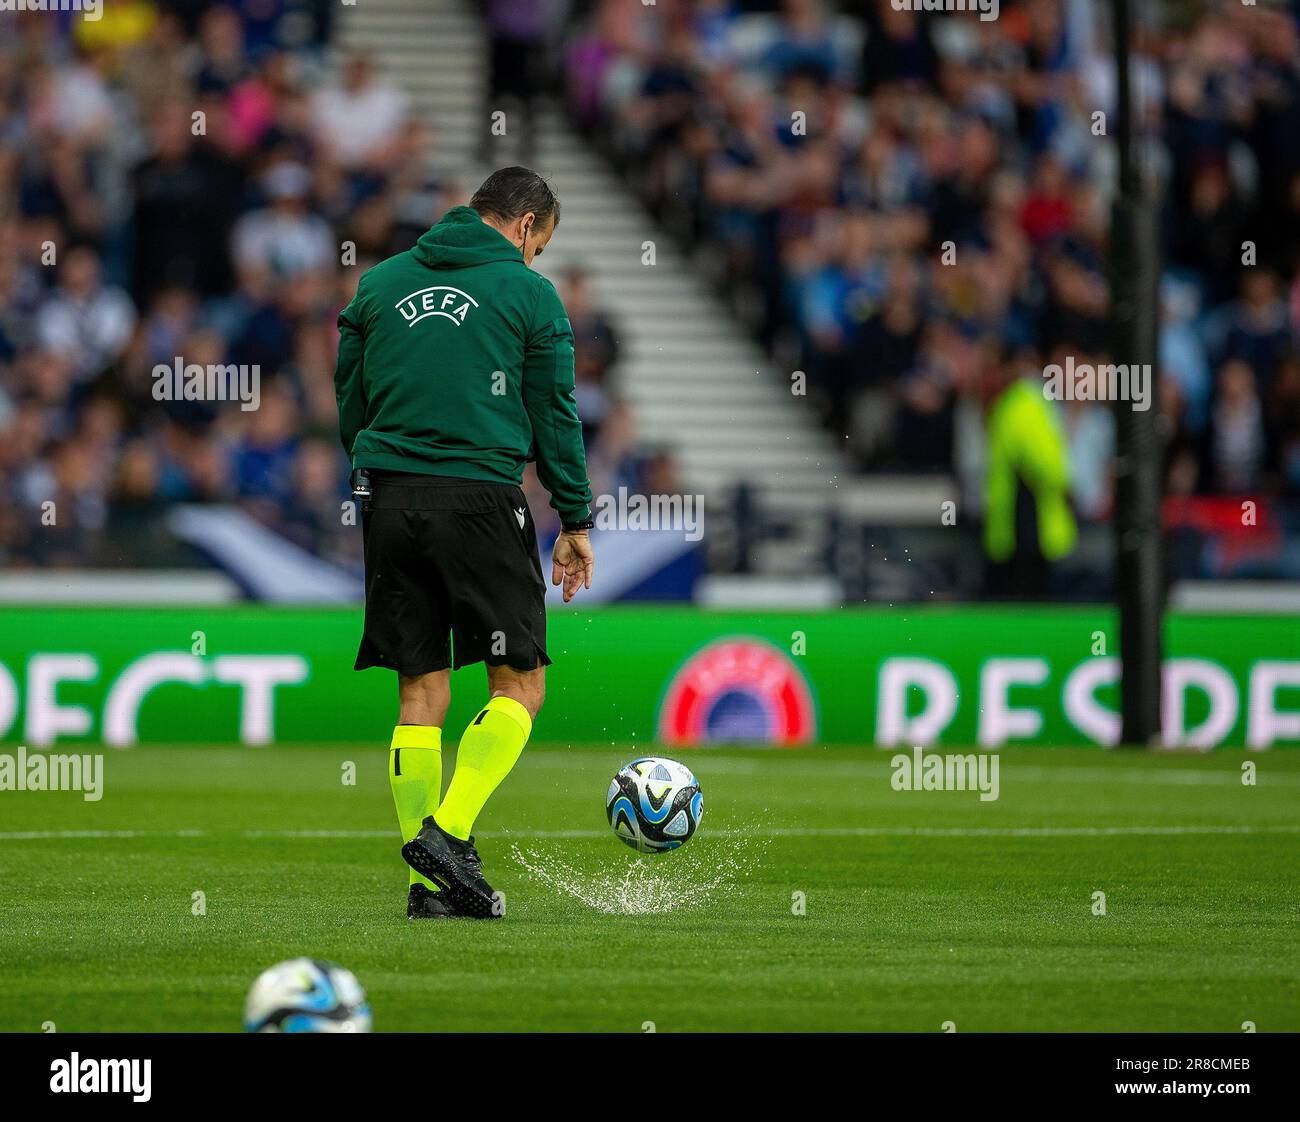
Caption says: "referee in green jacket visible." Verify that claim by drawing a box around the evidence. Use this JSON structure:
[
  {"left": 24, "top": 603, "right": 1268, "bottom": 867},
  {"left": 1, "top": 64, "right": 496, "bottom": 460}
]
[{"left": 334, "top": 167, "right": 594, "bottom": 920}]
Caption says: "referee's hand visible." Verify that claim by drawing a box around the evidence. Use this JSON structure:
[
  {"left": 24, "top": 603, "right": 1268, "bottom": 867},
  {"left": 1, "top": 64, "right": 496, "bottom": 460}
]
[{"left": 552, "top": 530, "right": 594, "bottom": 603}]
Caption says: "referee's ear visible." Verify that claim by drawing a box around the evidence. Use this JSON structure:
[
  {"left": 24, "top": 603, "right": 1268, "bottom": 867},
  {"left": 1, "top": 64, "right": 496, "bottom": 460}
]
[{"left": 509, "top": 212, "right": 535, "bottom": 250}]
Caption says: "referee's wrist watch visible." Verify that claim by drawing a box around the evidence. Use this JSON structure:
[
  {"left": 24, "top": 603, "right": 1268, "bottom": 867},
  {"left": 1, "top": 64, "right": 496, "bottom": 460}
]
[{"left": 561, "top": 517, "right": 594, "bottom": 533}]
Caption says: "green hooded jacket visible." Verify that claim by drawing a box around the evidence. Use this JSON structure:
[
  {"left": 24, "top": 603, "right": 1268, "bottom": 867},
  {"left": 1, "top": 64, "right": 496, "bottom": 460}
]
[{"left": 334, "top": 206, "right": 592, "bottom": 524}]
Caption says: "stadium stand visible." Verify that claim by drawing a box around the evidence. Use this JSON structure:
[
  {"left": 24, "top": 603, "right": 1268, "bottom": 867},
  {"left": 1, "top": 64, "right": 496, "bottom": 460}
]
[{"left": 3, "top": 0, "right": 1299, "bottom": 600}]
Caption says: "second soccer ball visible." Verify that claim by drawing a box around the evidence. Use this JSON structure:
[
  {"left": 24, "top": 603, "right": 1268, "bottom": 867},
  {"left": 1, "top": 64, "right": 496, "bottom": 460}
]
[{"left": 243, "top": 958, "right": 372, "bottom": 1033}]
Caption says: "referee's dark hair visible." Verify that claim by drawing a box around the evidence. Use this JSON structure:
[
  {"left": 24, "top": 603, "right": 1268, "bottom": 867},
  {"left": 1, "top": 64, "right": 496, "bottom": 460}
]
[{"left": 470, "top": 167, "right": 560, "bottom": 227}]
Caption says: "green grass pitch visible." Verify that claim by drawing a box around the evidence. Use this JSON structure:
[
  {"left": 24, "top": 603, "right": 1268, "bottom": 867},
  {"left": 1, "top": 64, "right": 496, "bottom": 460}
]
[{"left": 0, "top": 744, "right": 1297, "bottom": 1032}]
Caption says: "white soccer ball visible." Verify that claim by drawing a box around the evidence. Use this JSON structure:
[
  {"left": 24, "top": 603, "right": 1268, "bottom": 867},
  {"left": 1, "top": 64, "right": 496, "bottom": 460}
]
[
  {"left": 606, "top": 756, "right": 703, "bottom": 854},
  {"left": 243, "top": 957, "right": 372, "bottom": 1033}
]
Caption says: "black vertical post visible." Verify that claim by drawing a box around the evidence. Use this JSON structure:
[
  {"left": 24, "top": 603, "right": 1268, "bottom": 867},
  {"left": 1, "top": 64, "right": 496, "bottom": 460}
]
[{"left": 1109, "top": 0, "right": 1164, "bottom": 746}]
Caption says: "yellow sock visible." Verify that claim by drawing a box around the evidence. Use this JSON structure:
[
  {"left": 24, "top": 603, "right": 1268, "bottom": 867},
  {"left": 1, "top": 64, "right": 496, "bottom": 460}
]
[
  {"left": 389, "top": 725, "right": 441, "bottom": 889},
  {"left": 435, "top": 696, "right": 532, "bottom": 841}
]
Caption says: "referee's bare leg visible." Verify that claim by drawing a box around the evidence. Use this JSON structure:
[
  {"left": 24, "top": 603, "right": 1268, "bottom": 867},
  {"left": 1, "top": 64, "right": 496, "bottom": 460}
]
[
  {"left": 486, "top": 664, "right": 545, "bottom": 720},
  {"left": 398, "top": 669, "right": 450, "bottom": 726}
]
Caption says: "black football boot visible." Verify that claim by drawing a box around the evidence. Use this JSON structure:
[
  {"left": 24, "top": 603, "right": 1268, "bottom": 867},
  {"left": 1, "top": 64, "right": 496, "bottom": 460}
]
[
  {"left": 402, "top": 818, "right": 502, "bottom": 919},
  {"left": 406, "top": 881, "right": 461, "bottom": 919}
]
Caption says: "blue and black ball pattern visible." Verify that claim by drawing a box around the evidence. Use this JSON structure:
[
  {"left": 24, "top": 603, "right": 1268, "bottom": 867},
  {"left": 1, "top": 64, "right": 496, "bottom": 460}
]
[
  {"left": 243, "top": 957, "right": 372, "bottom": 1033},
  {"left": 606, "top": 757, "right": 703, "bottom": 854}
]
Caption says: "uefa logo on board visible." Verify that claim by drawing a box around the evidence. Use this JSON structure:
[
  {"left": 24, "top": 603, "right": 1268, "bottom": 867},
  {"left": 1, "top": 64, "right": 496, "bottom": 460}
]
[{"left": 657, "top": 638, "right": 817, "bottom": 747}]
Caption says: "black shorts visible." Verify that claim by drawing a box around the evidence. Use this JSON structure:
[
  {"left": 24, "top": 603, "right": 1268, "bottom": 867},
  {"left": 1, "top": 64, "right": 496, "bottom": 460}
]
[{"left": 355, "top": 472, "right": 550, "bottom": 675}]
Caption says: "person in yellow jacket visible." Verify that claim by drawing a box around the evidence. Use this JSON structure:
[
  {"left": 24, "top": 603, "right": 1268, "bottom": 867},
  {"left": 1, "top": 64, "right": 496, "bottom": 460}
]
[
  {"left": 983, "top": 360, "right": 1078, "bottom": 596},
  {"left": 74, "top": 0, "right": 157, "bottom": 51}
]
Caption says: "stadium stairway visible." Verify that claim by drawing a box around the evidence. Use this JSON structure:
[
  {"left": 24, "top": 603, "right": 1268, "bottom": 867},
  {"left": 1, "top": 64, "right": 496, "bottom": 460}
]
[{"left": 335, "top": 0, "right": 847, "bottom": 581}]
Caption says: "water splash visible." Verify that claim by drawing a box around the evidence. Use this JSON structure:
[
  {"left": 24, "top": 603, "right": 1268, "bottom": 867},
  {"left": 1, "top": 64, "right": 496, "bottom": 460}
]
[{"left": 509, "top": 835, "right": 767, "bottom": 915}]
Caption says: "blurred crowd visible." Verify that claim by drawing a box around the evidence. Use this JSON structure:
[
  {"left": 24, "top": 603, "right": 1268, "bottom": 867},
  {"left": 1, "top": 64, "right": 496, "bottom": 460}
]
[
  {"left": 566, "top": 0, "right": 1300, "bottom": 526},
  {"left": 5, "top": 0, "right": 1300, "bottom": 583},
  {"left": 0, "top": 0, "right": 634, "bottom": 570}
]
